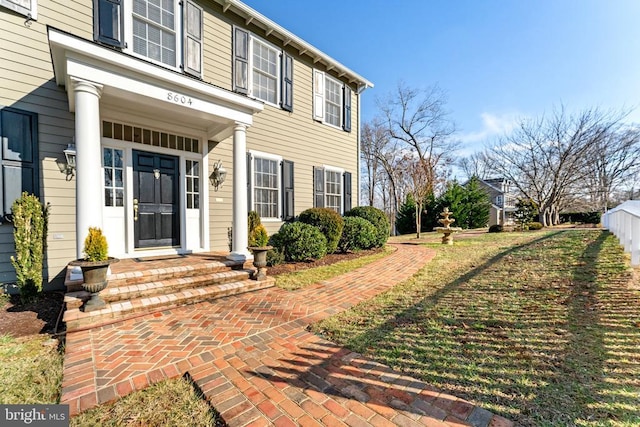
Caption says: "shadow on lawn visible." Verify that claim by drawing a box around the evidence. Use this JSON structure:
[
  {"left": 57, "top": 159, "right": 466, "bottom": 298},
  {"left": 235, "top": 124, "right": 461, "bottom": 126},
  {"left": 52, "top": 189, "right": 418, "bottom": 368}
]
[
  {"left": 306, "top": 230, "right": 640, "bottom": 426},
  {"left": 238, "top": 230, "right": 639, "bottom": 426}
]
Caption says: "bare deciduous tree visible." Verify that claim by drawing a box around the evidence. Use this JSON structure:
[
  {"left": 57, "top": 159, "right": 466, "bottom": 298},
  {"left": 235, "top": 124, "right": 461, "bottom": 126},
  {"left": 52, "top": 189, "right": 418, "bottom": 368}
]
[
  {"left": 377, "top": 82, "right": 458, "bottom": 233},
  {"left": 487, "top": 106, "right": 634, "bottom": 226}
]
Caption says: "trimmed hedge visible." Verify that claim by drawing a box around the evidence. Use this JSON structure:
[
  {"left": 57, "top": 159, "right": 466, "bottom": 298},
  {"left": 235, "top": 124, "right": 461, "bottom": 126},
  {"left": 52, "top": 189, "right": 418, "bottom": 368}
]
[
  {"left": 298, "top": 208, "right": 344, "bottom": 254},
  {"left": 488, "top": 224, "right": 503, "bottom": 233},
  {"left": 528, "top": 221, "right": 543, "bottom": 230},
  {"left": 339, "top": 217, "right": 377, "bottom": 252},
  {"left": 559, "top": 212, "right": 601, "bottom": 224},
  {"left": 273, "top": 222, "right": 327, "bottom": 262},
  {"left": 344, "top": 206, "right": 389, "bottom": 248}
]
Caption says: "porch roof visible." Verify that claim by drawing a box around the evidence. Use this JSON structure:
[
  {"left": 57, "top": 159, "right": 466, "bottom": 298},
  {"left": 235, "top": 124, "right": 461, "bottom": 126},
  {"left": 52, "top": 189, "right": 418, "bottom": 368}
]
[{"left": 48, "top": 27, "right": 264, "bottom": 141}]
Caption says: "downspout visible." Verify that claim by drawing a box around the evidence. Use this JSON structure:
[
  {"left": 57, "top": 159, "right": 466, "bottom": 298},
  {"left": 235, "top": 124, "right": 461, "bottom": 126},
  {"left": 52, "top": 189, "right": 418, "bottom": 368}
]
[{"left": 355, "top": 82, "right": 368, "bottom": 209}]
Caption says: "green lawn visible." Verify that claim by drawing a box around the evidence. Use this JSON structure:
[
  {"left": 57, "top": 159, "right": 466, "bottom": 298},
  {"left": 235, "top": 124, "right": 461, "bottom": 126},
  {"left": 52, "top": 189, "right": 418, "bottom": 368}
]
[{"left": 311, "top": 230, "right": 640, "bottom": 426}]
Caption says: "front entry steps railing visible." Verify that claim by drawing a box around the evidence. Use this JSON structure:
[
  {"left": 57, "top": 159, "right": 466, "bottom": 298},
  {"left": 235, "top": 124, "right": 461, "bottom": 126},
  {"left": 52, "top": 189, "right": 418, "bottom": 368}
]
[{"left": 63, "top": 254, "right": 273, "bottom": 332}]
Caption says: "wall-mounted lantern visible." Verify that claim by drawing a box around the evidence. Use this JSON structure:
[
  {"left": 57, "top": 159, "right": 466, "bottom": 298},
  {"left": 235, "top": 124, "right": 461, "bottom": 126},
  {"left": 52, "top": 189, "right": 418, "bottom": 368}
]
[{"left": 209, "top": 160, "right": 227, "bottom": 191}]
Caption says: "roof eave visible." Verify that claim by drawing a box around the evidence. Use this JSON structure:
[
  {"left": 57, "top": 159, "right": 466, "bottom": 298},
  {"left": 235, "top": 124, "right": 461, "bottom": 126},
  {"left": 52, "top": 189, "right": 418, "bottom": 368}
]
[{"left": 217, "top": 0, "right": 374, "bottom": 91}]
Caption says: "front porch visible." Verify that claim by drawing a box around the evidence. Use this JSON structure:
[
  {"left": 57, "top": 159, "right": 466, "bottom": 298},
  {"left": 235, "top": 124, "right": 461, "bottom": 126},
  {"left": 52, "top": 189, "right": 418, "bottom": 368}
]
[{"left": 63, "top": 252, "right": 274, "bottom": 332}]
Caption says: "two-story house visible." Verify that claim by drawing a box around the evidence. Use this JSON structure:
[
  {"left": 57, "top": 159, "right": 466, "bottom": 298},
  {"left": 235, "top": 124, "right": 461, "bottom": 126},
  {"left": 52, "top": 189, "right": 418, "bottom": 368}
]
[
  {"left": 477, "top": 177, "right": 517, "bottom": 226},
  {"left": 0, "top": 0, "right": 373, "bottom": 289}
]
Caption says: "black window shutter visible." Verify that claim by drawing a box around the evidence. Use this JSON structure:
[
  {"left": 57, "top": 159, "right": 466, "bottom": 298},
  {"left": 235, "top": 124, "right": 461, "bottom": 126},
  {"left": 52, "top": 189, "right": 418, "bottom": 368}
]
[
  {"left": 343, "top": 85, "right": 352, "bottom": 132},
  {"left": 246, "top": 152, "right": 252, "bottom": 209},
  {"left": 282, "top": 160, "right": 294, "bottom": 220},
  {"left": 0, "top": 107, "right": 39, "bottom": 218},
  {"left": 281, "top": 53, "right": 293, "bottom": 112},
  {"left": 93, "top": 0, "right": 125, "bottom": 48},
  {"left": 313, "top": 166, "right": 324, "bottom": 208},
  {"left": 183, "top": 0, "right": 203, "bottom": 77},
  {"left": 343, "top": 171, "right": 352, "bottom": 213},
  {"left": 233, "top": 28, "right": 249, "bottom": 94}
]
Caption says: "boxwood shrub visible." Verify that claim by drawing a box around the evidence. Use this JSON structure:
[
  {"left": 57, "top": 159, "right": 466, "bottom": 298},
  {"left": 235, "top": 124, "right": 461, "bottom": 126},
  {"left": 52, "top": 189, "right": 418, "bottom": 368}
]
[
  {"left": 274, "top": 222, "right": 327, "bottom": 262},
  {"left": 339, "top": 217, "right": 377, "bottom": 252},
  {"left": 298, "top": 207, "right": 344, "bottom": 254},
  {"left": 344, "top": 206, "right": 389, "bottom": 247},
  {"left": 488, "top": 224, "right": 503, "bottom": 233}
]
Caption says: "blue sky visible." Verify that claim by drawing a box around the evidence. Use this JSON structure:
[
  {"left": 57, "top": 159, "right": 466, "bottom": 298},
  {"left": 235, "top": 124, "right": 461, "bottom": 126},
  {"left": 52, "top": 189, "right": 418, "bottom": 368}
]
[{"left": 242, "top": 0, "right": 640, "bottom": 155}]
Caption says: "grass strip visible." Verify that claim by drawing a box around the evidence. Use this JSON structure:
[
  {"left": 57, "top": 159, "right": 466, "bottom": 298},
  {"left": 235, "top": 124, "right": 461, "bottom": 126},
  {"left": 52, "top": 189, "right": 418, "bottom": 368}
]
[{"left": 275, "top": 246, "right": 393, "bottom": 290}]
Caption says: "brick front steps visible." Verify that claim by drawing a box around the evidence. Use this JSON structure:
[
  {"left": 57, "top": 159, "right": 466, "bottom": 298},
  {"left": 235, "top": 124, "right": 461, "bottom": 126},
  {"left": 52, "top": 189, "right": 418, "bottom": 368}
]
[{"left": 63, "top": 255, "right": 274, "bottom": 332}]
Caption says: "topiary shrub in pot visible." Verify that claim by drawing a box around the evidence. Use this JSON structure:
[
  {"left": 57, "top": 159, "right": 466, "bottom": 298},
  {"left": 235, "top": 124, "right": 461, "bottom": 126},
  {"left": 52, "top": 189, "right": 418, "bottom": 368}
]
[
  {"left": 344, "top": 206, "right": 390, "bottom": 248},
  {"left": 69, "top": 227, "right": 119, "bottom": 311},
  {"left": 277, "top": 222, "right": 327, "bottom": 262},
  {"left": 298, "top": 207, "right": 344, "bottom": 254},
  {"left": 339, "top": 216, "right": 377, "bottom": 252},
  {"left": 247, "top": 211, "right": 272, "bottom": 280}
]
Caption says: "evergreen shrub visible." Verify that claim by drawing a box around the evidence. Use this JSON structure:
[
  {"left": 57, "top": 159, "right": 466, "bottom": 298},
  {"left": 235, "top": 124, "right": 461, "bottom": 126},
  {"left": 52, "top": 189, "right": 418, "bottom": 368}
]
[
  {"left": 339, "top": 217, "right": 377, "bottom": 252},
  {"left": 345, "top": 206, "right": 389, "bottom": 247},
  {"left": 10, "top": 192, "right": 49, "bottom": 297},
  {"left": 275, "top": 222, "right": 327, "bottom": 262},
  {"left": 298, "top": 208, "right": 344, "bottom": 254}
]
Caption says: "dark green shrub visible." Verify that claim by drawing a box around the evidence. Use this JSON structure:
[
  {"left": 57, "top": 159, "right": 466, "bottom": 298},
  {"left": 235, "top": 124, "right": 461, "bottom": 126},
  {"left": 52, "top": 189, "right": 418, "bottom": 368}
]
[
  {"left": 298, "top": 208, "right": 344, "bottom": 253},
  {"left": 488, "top": 224, "right": 503, "bottom": 233},
  {"left": 275, "top": 222, "right": 327, "bottom": 262},
  {"left": 528, "top": 221, "right": 543, "bottom": 230},
  {"left": 559, "top": 211, "right": 601, "bottom": 224},
  {"left": 339, "top": 217, "right": 377, "bottom": 252},
  {"left": 345, "top": 206, "right": 389, "bottom": 247},
  {"left": 266, "top": 247, "right": 285, "bottom": 266},
  {"left": 10, "top": 192, "right": 49, "bottom": 297}
]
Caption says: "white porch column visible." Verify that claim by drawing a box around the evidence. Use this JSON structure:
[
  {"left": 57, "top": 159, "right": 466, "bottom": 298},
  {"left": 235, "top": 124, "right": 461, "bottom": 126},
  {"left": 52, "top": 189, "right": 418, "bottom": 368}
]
[
  {"left": 73, "top": 78, "right": 104, "bottom": 259},
  {"left": 228, "top": 123, "right": 252, "bottom": 261}
]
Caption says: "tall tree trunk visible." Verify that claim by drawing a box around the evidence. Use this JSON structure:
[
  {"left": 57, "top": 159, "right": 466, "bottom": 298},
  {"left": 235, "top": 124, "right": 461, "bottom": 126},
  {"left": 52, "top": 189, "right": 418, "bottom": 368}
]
[{"left": 415, "top": 201, "right": 422, "bottom": 239}]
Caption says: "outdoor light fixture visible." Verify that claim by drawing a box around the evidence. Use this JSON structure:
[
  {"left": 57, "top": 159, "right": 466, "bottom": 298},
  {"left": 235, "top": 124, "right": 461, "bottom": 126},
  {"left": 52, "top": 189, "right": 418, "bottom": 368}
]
[
  {"left": 209, "top": 160, "right": 227, "bottom": 191},
  {"left": 63, "top": 143, "right": 77, "bottom": 179}
]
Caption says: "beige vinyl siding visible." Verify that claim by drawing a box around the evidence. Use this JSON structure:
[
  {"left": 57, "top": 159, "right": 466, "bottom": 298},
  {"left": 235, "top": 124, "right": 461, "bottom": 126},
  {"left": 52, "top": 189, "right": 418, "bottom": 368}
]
[{"left": 0, "top": 0, "right": 92, "bottom": 287}]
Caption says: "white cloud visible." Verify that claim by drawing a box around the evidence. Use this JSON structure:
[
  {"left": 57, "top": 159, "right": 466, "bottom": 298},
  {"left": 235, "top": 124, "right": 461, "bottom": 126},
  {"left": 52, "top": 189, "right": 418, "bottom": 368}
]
[{"left": 457, "top": 112, "right": 520, "bottom": 151}]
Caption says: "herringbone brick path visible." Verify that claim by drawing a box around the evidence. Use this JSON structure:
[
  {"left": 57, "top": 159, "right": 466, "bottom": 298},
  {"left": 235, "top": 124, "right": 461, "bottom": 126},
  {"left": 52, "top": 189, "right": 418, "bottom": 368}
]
[{"left": 61, "top": 243, "right": 513, "bottom": 426}]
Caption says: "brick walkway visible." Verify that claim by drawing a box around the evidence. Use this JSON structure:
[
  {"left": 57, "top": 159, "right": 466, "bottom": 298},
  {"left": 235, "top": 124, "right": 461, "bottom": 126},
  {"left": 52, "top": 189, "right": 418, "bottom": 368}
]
[{"left": 61, "top": 243, "right": 513, "bottom": 426}]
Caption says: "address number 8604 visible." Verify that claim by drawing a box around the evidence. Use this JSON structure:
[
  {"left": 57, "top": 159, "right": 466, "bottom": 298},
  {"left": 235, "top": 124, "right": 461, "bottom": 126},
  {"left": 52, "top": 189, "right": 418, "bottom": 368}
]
[{"left": 167, "top": 92, "right": 193, "bottom": 105}]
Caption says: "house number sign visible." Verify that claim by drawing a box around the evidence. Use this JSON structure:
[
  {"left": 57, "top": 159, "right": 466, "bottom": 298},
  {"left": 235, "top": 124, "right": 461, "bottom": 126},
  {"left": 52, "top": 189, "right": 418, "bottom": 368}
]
[{"left": 167, "top": 91, "right": 193, "bottom": 106}]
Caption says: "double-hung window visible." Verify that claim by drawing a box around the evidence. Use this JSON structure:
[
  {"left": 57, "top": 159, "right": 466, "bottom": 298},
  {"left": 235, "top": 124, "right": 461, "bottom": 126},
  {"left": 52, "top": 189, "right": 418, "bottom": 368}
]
[
  {"left": 249, "top": 152, "right": 281, "bottom": 220},
  {"left": 313, "top": 166, "right": 352, "bottom": 215},
  {"left": 313, "top": 69, "right": 352, "bottom": 132},
  {"left": 248, "top": 151, "right": 295, "bottom": 221},
  {"left": 93, "top": 0, "right": 203, "bottom": 77},
  {"left": 0, "top": 107, "right": 39, "bottom": 220},
  {"left": 233, "top": 28, "right": 294, "bottom": 111},
  {"left": 0, "top": 0, "right": 37, "bottom": 19},
  {"left": 131, "top": 0, "right": 177, "bottom": 67}
]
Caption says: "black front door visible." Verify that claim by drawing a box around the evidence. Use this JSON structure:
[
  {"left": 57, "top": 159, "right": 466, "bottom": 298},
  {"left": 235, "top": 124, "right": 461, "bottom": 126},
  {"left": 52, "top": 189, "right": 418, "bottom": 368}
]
[{"left": 133, "top": 150, "right": 180, "bottom": 248}]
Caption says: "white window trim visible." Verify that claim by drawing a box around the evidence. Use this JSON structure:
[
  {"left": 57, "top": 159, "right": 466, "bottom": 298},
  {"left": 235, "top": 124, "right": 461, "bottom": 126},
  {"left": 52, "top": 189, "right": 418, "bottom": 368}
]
[
  {"left": 124, "top": 0, "right": 182, "bottom": 71},
  {"left": 323, "top": 74, "right": 343, "bottom": 129},
  {"left": 314, "top": 69, "right": 345, "bottom": 130},
  {"left": 236, "top": 26, "right": 282, "bottom": 108},
  {"left": 250, "top": 150, "right": 282, "bottom": 221},
  {"left": 323, "top": 165, "right": 344, "bottom": 214},
  {"left": 0, "top": 0, "right": 37, "bottom": 20}
]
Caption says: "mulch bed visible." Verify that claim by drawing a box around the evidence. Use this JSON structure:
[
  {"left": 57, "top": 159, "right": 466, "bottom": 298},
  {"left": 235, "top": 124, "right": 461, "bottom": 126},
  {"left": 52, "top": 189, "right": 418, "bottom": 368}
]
[{"left": 0, "top": 248, "right": 384, "bottom": 338}]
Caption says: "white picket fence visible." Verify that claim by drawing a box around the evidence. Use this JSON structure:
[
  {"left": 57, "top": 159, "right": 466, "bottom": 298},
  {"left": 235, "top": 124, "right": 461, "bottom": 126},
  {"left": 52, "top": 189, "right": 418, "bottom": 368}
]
[{"left": 602, "top": 200, "right": 640, "bottom": 266}]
